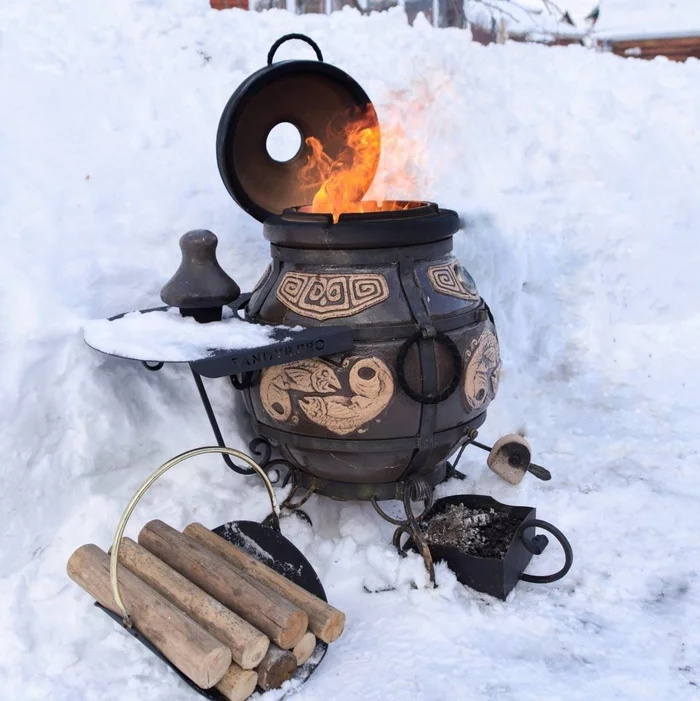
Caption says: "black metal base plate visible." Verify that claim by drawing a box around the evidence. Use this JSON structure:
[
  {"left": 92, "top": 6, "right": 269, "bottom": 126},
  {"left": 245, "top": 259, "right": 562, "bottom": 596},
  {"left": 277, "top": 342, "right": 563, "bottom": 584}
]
[{"left": 96, "top": 520, "right": 328, "bottom": 699}]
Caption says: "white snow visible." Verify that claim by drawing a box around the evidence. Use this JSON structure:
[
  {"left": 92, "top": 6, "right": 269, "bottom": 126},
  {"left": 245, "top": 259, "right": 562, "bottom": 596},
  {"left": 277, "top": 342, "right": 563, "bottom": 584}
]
[
  {"left": 83, "top": 307, "right": 289, "bottom": 362},
  {"left": 467, "top": 0, "right": 700, "bottom": 38},
  {"left": 1, "top": 1, "right": 700, "bottom": 701},
  {"left": 586, "top": 0, "right": 700, "bottom": 36}
]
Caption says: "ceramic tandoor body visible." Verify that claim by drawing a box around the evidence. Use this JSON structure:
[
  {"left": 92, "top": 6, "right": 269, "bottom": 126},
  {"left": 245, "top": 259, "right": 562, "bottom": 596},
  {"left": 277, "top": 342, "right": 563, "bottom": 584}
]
[
  {"left": 241, "top": 209, "right": 502, "bottom": 499},
  {"left": 215, "top": 40, "right": 501, "bottom": 498}
]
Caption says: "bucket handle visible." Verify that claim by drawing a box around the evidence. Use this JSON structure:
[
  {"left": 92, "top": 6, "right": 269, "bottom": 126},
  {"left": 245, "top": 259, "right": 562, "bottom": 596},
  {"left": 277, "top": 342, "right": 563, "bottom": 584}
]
[
  {"left": 267, "top": 34, "right": 324, "bottom": 65},
  {"left": 109, "top": 446, "right": 279, "bottom": 626},
  {"left": 518, "top": 518, "right": 573, "bottom": 584}
]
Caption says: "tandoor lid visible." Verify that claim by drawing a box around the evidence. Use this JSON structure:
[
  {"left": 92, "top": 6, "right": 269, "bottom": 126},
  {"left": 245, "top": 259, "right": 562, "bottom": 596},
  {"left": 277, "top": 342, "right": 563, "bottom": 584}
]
[{"left": 216, "top": 34, "right": 380, "bottom": 223}]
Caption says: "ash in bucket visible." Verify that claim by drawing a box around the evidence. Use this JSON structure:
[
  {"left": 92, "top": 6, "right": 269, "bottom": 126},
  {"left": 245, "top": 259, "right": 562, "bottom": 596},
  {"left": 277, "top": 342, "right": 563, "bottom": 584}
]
[{"left": 423, "top": 505, "right": 522, "bottom": 559}]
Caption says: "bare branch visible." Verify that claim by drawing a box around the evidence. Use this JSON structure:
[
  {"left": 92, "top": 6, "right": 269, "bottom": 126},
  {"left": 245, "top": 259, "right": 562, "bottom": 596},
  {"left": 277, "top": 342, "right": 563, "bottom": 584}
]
[
  {"left": 350, "top": 0, "right": 370, "bottom": 14},
  {"left": 540, "top": 0, "right": 566, "bottom": 18},
  {"left": 467, "top": 1, "right": 586, "bottom": 31},
  {"left": 474, "top": 1, "right": 520, "bottom": 24}
]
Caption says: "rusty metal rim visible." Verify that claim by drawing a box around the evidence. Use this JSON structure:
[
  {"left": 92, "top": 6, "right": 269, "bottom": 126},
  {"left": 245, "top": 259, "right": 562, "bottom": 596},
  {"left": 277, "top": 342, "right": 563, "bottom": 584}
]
[
  {"left": 268, "top": 236, "right": 454, "bottom": 264},
  {"left": 282, "top": 201, "right": 435, "bottom": 222},
  {"left": 263, "top": 207, "right": 460, "bottom": 250}
]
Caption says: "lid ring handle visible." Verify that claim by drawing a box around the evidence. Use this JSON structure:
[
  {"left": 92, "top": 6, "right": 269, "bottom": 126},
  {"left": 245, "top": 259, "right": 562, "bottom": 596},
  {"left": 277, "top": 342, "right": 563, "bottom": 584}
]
[{"left": 267, "top": 33, "right": 324, "bottom": 65}]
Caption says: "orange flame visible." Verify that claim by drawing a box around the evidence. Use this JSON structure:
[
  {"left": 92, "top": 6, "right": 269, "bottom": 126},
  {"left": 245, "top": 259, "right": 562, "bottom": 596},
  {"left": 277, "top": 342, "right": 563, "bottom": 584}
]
[{"left": 298, "top": 106, "right": 414, "bottom": 223}]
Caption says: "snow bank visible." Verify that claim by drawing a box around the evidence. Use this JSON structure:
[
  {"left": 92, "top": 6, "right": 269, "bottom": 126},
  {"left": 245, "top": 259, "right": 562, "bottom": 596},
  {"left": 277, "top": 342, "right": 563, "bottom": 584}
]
[{"left": 1, "top": 1, "right": 699, "bottom": 700}]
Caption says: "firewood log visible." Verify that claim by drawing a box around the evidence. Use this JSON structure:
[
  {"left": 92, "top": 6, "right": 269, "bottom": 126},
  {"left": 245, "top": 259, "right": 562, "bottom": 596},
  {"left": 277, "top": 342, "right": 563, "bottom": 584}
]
[
  {"left": 66, "top": 544, "right": 231, "bottom": 689},
  {"left": 184, "top": 522, "right": 345, "bottom": 643},
  {"left": 292, "top": 631, "right": 316, "bottom": 665},
  {"left": 118, "top": 538, "right": 269, "bottom": 669},
  {"left": 256, "top": 644, "right": 297, "bottom": 691},
  {"left": 139, "top": 520, "right": 307, "bottom": 649},
  {"left": 215, "top": 663, "right": 258, "bottom": 701}
]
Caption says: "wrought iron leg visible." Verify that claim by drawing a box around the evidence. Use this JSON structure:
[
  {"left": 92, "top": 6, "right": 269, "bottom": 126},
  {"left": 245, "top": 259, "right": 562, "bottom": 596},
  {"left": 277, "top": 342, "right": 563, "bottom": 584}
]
[
  {"left": 372, "top": 477, "right": 436, "bottom": 586},
  {"left": 246, "top": 447, "right": 315, "bottom": 527},
  {"left": 402, "top": 478, "right": 435, "bottom": 586},
  {"left": 442, "top": 430, "right": 479, "bottom": 483},
  {"left": 189, "top": 367, "right": 255, "bottom": 476},
  {"left": 275, "top": 467, "right": 314, "bottom": 526}
]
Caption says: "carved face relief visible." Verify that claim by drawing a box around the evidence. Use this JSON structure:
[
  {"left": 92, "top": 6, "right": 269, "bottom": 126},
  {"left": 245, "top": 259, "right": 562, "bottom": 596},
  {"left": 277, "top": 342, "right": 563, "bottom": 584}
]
[
  {"left": 260, "top": 356, "right": 394, "bottom": 435},
  {"left": 464, "top": 327, "right": 501, "bottom": 411},
  {"left": 276, "top": 272, "right": 389, "bottom": 321},
  {"left": 427, "top": 260, "right": 479, "bottom": 301}
]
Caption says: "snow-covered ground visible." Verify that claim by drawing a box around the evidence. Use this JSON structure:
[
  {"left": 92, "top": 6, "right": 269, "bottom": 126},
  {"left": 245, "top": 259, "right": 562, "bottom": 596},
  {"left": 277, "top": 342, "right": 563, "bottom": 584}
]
[{"left": 1, "top": 1, "right": 700, "bottom": 700}]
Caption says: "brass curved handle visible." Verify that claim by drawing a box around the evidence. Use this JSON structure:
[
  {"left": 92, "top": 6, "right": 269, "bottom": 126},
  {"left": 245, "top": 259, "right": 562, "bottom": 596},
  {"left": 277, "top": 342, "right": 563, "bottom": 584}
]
[{"left": 109, "top": 445, "right": 279, "bottom": 626}]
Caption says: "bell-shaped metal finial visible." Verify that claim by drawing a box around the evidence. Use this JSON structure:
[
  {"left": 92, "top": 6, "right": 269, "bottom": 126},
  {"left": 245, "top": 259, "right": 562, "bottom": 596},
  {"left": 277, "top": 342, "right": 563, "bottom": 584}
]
[{"left": 160, "top": 230, "right": 240, "bottom": 323}]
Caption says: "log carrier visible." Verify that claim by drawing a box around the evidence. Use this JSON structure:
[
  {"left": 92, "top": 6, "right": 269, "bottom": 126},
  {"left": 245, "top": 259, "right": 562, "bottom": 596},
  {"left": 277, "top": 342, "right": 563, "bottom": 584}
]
[{"left": 67, "top": 446, "right": 344, "bottom": 701}]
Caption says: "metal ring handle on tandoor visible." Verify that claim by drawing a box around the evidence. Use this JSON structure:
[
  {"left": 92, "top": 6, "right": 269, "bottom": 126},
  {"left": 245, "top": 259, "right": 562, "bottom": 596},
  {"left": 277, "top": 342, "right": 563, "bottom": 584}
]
[
  {"left": 108, "top": 446, "right": 279, "bottom": 626},
  {"left": 267, "top": 34, "right": 324, "bottom": 65},
  {"left": 396, "top": 331, "right": 462, "bottom": 404},
  {"left": 518, "top": 519, "right": 573, "bottom": 584},
  {"left": 230, "top": 371, "right": 257, "bottom": 390}
]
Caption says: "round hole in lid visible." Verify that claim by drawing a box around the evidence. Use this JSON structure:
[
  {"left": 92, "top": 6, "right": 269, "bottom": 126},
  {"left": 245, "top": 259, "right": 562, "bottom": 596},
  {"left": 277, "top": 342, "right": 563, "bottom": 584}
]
[{"left": 266, "top": 122, "right": 302, "bottom": 163}]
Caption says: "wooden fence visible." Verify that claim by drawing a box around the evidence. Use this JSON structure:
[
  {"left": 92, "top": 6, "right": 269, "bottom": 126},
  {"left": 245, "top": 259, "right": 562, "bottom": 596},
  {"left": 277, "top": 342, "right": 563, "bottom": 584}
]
[{"left": 603, "top": 33, "right": 700, "bottom": 62}]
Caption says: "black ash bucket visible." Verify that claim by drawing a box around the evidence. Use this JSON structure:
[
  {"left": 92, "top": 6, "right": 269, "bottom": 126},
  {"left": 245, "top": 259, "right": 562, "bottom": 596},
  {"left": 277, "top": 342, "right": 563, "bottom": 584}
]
[{"left": 407, "top": 495, "right": 573, "bottom": 599}]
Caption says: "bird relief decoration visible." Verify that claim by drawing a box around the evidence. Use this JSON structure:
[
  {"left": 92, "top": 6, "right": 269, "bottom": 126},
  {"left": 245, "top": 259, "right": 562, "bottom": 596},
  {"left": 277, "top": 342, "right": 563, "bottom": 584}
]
[{"left": 260, "top": 356, "right": 395, "bottom": 436}]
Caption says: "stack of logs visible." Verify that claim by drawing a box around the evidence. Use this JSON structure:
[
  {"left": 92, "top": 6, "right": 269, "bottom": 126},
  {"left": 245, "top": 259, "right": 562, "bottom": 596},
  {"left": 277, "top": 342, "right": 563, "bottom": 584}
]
[{"left": 67, "top": 520, "right": 345, "bottom": 700}]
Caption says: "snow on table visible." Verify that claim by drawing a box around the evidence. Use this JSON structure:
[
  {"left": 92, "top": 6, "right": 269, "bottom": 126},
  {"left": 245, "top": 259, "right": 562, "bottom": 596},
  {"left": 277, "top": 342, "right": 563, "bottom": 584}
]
[{"left": 83, "top": 307, "right": 291, "bottom": 363}]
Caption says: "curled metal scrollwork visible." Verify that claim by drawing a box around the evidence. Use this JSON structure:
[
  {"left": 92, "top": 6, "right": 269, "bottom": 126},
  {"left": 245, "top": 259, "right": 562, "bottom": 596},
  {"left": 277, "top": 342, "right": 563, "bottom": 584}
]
[
  {"left": 247, "top": 438, "right": 297, "bottom": 486},
  {"left": 248, "top": 437, "right": 272, "bottom": 467},
  {"left": 369, "top": 477, "right": 436, "bottom": 585},
  {"left": 370, "top": 476, "right": 434, "bottom": 528},
  {"left": 249, "top": 438, "right": 314, "bottom": 525},
  {"left": 265, "top": 459, "right": 295, "bottom": 486}
]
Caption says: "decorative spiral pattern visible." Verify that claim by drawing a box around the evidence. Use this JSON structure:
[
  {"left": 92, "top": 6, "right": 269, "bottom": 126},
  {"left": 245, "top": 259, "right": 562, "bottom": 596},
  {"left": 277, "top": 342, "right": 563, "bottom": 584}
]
[
  {"left": 276, "top": 272, "right": 389, "bottom": 320},
  {"left": 427, "top": 260, "right": 480, "bottom": 301}
]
